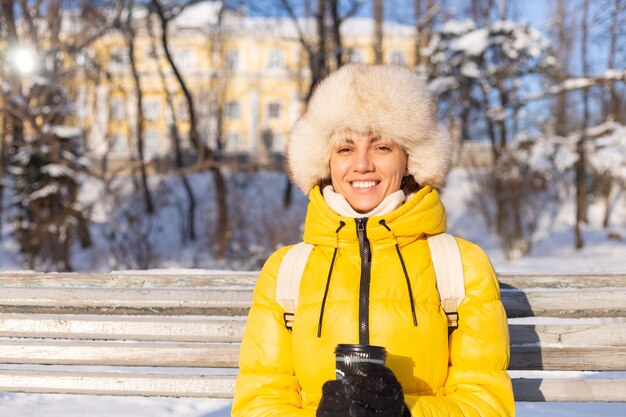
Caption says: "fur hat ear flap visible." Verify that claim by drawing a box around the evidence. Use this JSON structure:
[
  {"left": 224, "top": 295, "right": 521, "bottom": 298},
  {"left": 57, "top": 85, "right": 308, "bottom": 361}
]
[{"left": 286, "top": 64, "right": 453, "bottom": 194}]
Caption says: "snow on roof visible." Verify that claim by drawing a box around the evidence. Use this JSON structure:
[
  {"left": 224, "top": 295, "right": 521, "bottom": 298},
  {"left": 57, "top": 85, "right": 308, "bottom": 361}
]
[{"left": 173, "top": 1, "right": 222, "bottom": 28}]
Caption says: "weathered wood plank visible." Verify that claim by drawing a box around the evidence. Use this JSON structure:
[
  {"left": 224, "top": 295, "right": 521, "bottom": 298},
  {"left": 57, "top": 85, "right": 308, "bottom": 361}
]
[
  {"left": 0, "top": 287, "right": 252, "bottom": 315},
  {"left": 501, "top": 288, "right": 626, "bottom": 317},
  {"left": 1, "top": 338, "right": 625, "bottom": 371},
  {"left": 509, "top": 322, "right": 626, "bottom": 346},
  {"left": 498, "top": 275, "right": 626, "bottom": 289},
  {"left": 0, "top": 369, "right": 236, "bottom": 397},
  {"left": 0, "top": 273, "right": 257, "bottom": 288},
  {"left": 3, "top": 314, "right": 626, "bottom": 348},
  {"left": 513, "top": 378, "right": 626, "bottom": 402},
  {"left": 0, "top": 340, "right": 240, "bottom": 367},
  {"left": 1, "top": 273, "right": 624, "bottom": 290},
  {"left": 0, "top": 314, "right": 247, "bottom": 342},
  {"left": 0, "top": 368, "right": 624, "bottom": 402},
  {"left": 509, "top": 346, "right": 626, "bottom": 371},
  {"left": 2, "top": 286, "right": 626, "bottom": 317}
]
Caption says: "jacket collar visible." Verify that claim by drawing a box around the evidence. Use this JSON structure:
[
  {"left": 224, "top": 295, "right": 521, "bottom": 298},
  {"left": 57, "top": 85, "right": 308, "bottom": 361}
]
[{"left": 303, "top": 185, "right": 447, "bottom": 248}]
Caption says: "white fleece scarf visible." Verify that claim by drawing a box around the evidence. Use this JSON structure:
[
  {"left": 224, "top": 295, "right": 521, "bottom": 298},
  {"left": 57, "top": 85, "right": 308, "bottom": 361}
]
[{"left": 322, "top": 185, "right": 407, "bottom": 218}]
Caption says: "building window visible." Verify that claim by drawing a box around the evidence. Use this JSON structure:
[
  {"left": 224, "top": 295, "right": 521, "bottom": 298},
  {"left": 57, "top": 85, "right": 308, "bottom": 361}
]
[
  {"left": 143, "top": 98, "right": 161, "bottom": 121},
  {"left": 225, "top": 50, "right": 239, "bottom": 71},
  {"left": 143, "top": 130, "right": 161, "bottom": 159},
  {"left": 174, "top": 96, "right": 190, "bottom": 121},
  {"left": 109, "top": 133, "right": 127, "bottom": 153},
  {"left": 110, "top": 99, "right": 126, "bottom": 121},
  {"left": 389, "top": 50, "right": 406, "bottom": 66},
  {"left": 174, "top": 48, "right": 196, "bottom": 72},
  {"left": 267, "top": 102, "right": 281, "bottom": 119},
  {"left": 109, "top": 47, "right": 128, "bottom": 72},
  {"left": 267, "top": 49, "right": 284, "bottom": 69},
  {"left": 224, "top": 132, "right": 243, "bottom": 153},
  {"left": 348, "top": 49, "right": 364, "bottom": 64},
  {"left": 225, "top": 101, "right": 240, "bottom": 119}
]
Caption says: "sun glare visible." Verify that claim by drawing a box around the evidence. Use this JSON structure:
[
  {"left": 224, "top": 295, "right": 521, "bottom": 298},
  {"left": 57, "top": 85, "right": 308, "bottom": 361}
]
[{"left": 8, "top": 46, "right": 36, "bottom": 74}]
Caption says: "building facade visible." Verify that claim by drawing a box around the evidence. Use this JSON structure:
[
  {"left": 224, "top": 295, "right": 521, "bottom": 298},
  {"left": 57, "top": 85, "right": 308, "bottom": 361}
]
[{"left": 77, "top": 2, "right": 417, "bottom": 165}]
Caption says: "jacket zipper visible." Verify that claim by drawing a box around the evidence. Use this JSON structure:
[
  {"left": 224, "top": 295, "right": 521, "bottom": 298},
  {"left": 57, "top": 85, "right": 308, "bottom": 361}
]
[{"left": 355, "top": 217, "right": 371, "bottom": 345}]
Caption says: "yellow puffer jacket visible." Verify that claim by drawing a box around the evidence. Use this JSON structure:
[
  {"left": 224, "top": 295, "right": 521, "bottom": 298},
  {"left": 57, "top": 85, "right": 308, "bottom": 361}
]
[{"left": 232, "top": 186, "right": 515, "bottom": 416}]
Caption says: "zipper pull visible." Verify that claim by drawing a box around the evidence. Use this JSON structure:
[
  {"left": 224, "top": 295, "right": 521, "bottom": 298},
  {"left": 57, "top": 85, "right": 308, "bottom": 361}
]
[{"left": 355, "top": 218, "right": 370, "bottom": 262}]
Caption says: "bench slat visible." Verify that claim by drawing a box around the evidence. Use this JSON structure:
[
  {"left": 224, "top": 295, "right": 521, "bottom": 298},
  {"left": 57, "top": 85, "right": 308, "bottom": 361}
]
[
  {"left": 1, "top": 273, "right": 625, "bottom": 289},
  {"left": 0, "top": 273, "right": 257, "bottom": 288},
  {"left": 513, "top": 378, "right": 626, "bottom": 402},
  {"left": 502, "top": 288, "right": 626, "bottom": 318},
  {"left": 499, "top": 275, "right": 626, "bottom": 289},
  {"left": 1, "top": 339, "right": 625, "bottom": 371},
  {"left": 2, "top": 287, "right": 626, "bottom": 317},
  {"left": 0, "top": 340, "right": 240, "bottom": 367},
  {"left": 0, "top": 368, "right": 624, "bottom": 402},
  {"left": 0, "top": 314, "right": 246, "bottom": 342},
  {"left": 0, "top": 287, "right": 251, "bottom": 315},
  {"left": 509, "top": 322, "right": 626, "bottom": 346},
  {"left": 0, "top": 369, "right": 236, "bottom": 397},
  {"left": 3, "top": 314, "right": 626, "bottom": 348}
]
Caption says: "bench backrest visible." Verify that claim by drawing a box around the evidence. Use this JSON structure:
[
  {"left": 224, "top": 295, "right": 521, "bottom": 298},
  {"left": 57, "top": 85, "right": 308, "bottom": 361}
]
[{"left": 0, "top": 272, "right": 625, "bottom": 401}]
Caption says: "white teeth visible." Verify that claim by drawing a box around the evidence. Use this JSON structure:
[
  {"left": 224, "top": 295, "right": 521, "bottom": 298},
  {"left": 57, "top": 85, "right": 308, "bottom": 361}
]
[{"left": 352, "top": 181, "right": 377, "bottom": 189}]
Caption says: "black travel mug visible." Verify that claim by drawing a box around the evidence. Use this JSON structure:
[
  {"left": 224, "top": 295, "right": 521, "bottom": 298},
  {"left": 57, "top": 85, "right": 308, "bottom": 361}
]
[{"left": 334, "top": 343, "right": 386, "bottom": 380}]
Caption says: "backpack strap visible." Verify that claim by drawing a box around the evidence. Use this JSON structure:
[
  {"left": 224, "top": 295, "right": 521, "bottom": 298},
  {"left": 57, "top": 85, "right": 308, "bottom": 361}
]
[
  {"left": 275, "top": 235, "right": 465, "bottom": 333},
  {"left": 276, "top": 242, "right": 314, "bottom": 330},
  {"left": 427, "top": 233, "right": 465, "bottom": 331}
]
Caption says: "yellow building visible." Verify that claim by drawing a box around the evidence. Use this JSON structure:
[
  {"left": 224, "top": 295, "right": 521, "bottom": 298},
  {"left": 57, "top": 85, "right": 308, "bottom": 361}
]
[{"left": 80, "top": 2, "right": 417, "bottom": 164}]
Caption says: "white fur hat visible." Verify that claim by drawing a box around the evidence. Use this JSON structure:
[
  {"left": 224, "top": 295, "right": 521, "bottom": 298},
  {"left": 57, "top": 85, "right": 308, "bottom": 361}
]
[{"left": 286, "top": 64, "right": 452, "bottom": 194}]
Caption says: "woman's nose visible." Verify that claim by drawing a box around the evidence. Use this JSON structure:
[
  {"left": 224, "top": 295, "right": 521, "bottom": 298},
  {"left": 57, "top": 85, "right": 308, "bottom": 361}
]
[{"left": 353, "top": 150, "right": 373, "bottom": 172}]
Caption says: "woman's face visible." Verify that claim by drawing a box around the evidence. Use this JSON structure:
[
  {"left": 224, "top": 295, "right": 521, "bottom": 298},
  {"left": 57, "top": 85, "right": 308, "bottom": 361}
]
[{"left": 330, "top": 131, "right": 408, "bottom": 213}]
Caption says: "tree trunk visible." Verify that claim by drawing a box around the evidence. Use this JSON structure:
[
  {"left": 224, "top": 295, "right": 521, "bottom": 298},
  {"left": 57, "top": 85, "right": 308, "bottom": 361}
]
[
  {"left": 147, "top": 11, "right": 197, "bottom": 240},
  {"left": 575, "top": 0, "right": 590, "bottom": 249},
  {"left": 607, "top": 0, "right": 621, "bottom": 121},
  {"left": 373, "top": 0, "right": 383, "bottom": 64},
  {"left": 553, "top": 0, "right": 571, "bottom": 136},
  {"left": 414, "top": 0, "right": 422, "bottom": 66},
  {"left": 126, "top": 6, "right": 155, "bottom": 214},
  {"left": 152, "top": 0, "right": 229, "bottom": 253},
  {"left": 329, "top": 0, "right": 344, "bottom": 68}
]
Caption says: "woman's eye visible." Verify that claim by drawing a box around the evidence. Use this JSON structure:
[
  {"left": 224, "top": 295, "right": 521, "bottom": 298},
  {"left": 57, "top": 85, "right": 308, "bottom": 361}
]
[
  {"left": 336, "top": 147, "right": 352, "bottom": 153},
  {"left": 376, "top": 145, "right": 392, "bottom": 152}
]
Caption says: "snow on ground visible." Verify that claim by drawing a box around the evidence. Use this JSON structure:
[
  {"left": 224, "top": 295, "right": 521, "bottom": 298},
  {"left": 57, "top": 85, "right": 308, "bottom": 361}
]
[{"left": 1, "top": 168, "right": 625, "bottom": 415}]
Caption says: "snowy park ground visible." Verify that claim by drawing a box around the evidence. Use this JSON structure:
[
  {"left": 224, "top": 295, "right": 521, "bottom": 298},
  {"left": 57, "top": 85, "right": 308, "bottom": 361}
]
[{"left": 1, "top": 169, "right": 625, "bottom": 415}]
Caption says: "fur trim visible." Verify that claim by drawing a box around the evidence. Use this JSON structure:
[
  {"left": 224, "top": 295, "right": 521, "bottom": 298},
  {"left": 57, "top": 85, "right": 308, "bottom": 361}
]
[{"left": 286, "top": 64, "right": 452, "bottom": 194}]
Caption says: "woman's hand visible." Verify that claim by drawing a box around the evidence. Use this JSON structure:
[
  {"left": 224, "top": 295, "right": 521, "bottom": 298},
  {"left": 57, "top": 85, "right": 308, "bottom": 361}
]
[
  {"left": 317, "top": 380, "right": 350, "bottom": 417},
  {"left": 317, "top": 363, "right": 410, "bottom": 417}
]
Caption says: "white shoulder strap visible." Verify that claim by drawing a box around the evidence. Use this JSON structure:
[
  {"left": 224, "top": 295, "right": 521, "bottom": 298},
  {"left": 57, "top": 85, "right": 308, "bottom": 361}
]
[
  {"left": 276, "top": 242, "right": 314, "bottom": 329},
  {"left": 427, "top": 233, "right": 465, "bottom": 329}
]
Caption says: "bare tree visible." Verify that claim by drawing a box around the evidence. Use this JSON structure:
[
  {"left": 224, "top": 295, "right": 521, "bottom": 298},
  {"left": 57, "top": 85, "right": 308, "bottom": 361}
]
[
  {"left": 125, "top": 2, "right": 155, "bottom": 214},
  {"left": 575, "top": 0, "right": 590, "bottom": 249},
  {"left": 151, "top": 0, "right": 229, "bottom": 255},
  {"left": 607, "top": 0, "right": 623, "bottom": 121},
  {"left": 414, "top": 0, "right": 438, "bottom": 66},
  {"left": 552, "top": 0, "right": 573, "bottom": 136},
  {"left": 373, "top": 0, "right": 383, "bottom": 64},
  {"left": 146, "top": 8, "right": 197, "bottom": 240}
]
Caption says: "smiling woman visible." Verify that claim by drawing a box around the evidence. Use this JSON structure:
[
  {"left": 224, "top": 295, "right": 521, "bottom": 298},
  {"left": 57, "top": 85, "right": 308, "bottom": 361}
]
[
  {"left": 232, "top": 64, "right": 515, "bottom": 417},
  {"left": 329, "top": 131, "right": 408, "bottom": 213}
]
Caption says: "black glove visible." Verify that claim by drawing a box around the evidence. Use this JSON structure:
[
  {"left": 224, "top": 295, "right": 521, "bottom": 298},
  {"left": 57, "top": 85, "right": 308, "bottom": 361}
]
[
  {"left": 343, "top": 363, "right": 410, "bottom": 417},
  {"left": 317, "top": 379, "right": 350, "bottom": 417}
]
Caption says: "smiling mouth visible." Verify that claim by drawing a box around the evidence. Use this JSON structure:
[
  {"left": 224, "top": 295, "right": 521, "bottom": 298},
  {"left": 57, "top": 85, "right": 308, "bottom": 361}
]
[{"left": 351, "top": 180, "right": 379, "bottom": 189}]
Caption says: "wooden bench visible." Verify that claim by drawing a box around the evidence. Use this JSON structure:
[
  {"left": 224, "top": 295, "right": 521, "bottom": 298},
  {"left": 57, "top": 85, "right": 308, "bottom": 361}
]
[{"left": 0, "top": 272, "right": 625, "bottom": 402}]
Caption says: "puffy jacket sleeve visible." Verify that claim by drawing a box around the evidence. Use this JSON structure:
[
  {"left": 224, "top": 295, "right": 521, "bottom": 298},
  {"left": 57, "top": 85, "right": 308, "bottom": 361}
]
[
  {"left": 405, "top": 240, "right": 515, "bottom": 417},
  {"left": 231, "top": 246, "right": 316, "bottom": 417}
]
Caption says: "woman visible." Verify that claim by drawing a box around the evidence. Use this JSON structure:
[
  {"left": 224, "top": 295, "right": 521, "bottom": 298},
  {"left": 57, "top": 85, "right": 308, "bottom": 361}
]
[{"left": 232, "top": 64, "right": 514, "bottom": 417}]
